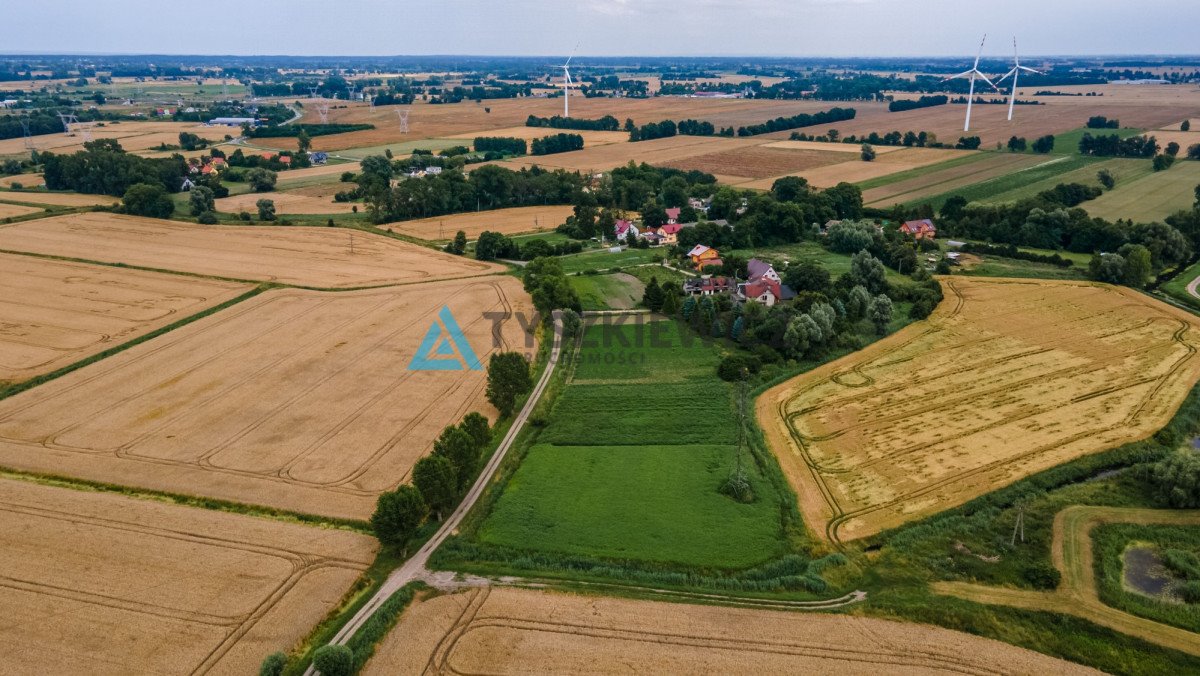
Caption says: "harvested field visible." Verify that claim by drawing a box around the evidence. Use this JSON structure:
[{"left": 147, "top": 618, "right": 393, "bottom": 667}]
[
  {"left": 387, "top": 205, "right": 574, "bottom": 241},
  {"left": 363, "top": 587, "right": 1097, "bottom": 675},
  {"left": 0, "top": 253, "right": 248, "bottom": 383},
  {"left": 1145, "top": 129, "right": 1200, "bottom": 151},
  {"left": 769, "top": 89, "right": 1200, "bottom": 149},
  {"left": 762, "top": 140, "right": 908, "bottom": 154},
  {"left": 1085, "top": 160, "right": 1200, "bottom": 222},
  {"left": 0, "top": 213, "right": 501, "bottom": 288},
  {"left": 0, "top": 173, "right": 44, "bottom": 188},
  {"left": 0, "top": 202, "right": 41, "bottom": 219},
  {"left": 739, "top": 147, "right": 973, "bottom": 190},
  {"left": 291, "top": 98, "right": 873, "bottom": 152},
  {"left": 214, "top": 190, "right": 359, "bottom": 215},
  {"left": 660, "top": 145, "right": 848, "bottom": 182},
  {"left": 0, "top": 277, "right": 533, "bottom": 520},
  {"left": 862, "top": 153, "right": 1052, "bottom": 206},
  {"left": 445, "top": 125, "right": 629, "bottom": 148},
  {"left": 1, "top": 121, "right": 233, "bottom": 157},
  {"left": 0, "top": 191, "right": 119, "bottom": 207},
  {"left": 276, "top": 161, "right": 361, "bottom": 183},
  {"left": 758, "top": 278, "right": 1200, "bottom": 542},
  {"left": 491, "top": 135, "right": 755, "bottom": 174},
  {"left": 935, "top": 506, "right": 1200, "bottom": 657},
  {"left": 0, "top": 477, "right": 377, "bottom": 675}
]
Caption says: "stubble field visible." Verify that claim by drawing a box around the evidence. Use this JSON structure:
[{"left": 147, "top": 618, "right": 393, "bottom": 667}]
[
  {"left": 0, "top": 252, "right": 249, "bottom": 383},
  {"left": 0, "top": 191, "right": 119, "bottom": 207},
  {"left": 362, "top": 587, "right": 1099, "bottom": 675},
  {"left": 1, "top": 121, "right": 235, "bottom": 158},
  {"left": 0, "top": 213, "right": 501, "bottom": 287},
  {"left": 0, "top": 202, "right": 42, "bottom": 218},
  {"left": 214, "top": 190, "right": 360, "bottom": 215},
  {"left": 385, "top": 204, "right": 574, "bottom": 240},
  {"left": 0, "top": 477, "right": 377, "bottom": 675},
  {"left": 758, "top": 278, "right": 1200, "bottom": 542},
  {"left": 0, "top": 277, "right": 532, "bottom": 520}
]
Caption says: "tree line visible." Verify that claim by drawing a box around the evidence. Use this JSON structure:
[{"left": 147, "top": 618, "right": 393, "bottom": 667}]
[
  {"left": 525, "top": 114, "right": 620, "bottom": 131},
  {"left": 888, "top": 95, "right": 948, "bottom": 113},
  {"left": 245, "top": 123, "right": 373, "bottom": 138},
  {"left": 474, "top": 136, "right": 527, "bottom": 155},
  {"left": 736, "top": 107, "right": 857, "bottom": 136},
  {"left": 531, "top": 133, "right": 584, "bottom": 155}
]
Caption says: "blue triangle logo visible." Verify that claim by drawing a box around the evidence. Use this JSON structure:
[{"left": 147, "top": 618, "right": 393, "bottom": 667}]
[{"left": 409, "top": 306, "right": 483, "bottom": 371}]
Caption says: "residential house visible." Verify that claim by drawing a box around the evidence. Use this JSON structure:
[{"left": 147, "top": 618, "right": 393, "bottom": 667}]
[
  {"left": 664, "top": 207, "right": 681, "bottom": 225},
  {"left": 641, "top": 232, "right": 662, "bottom": 246},
  {"left": 684, "top": 276, "right": 734, "bottom": 296},
  {"left": 900, "top": 218, "right": 937, "bottom": 240},
  {"left": 614, "top": 219, "right": 639, "bottom": 241},
  {"left": 687, "top": 197, "right": 709, "bottom": 213},
  {"left": 657, "top": 224, "right": 682, "bottom": 245},
  {"left": 180, "top": 177, "right": 195, "bottom": 191},
  {"left": 309, "top": 151, "right": 329, "bottom": 165},
  {"left": 737, "top": 258, "right": 795, "bottom": 307},
  {"left": 687, "top": 244, "right": 722, "bottom": 270},
  {"left": 425, "top": 166, "right": 443, "bottom": 176}
]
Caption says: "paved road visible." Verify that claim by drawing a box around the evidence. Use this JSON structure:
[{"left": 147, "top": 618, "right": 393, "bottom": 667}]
[{"left": 304, "top": 312, "right": 565, "bottom": 674}]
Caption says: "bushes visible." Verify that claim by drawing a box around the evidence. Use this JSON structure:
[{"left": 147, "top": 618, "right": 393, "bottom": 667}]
[
  {"left": 247, "top": 167, "right": 277, "bottom": 192},
  {"left": 1032, "top": 135, "right": 1056, "bottom": 153},
  {"left": 258, "top": 652, "right": 286, "bottom": 676},
  {"left": 1023, "top": 562, "right": 1062, "bottom": 590},
  {"left": 717, "top": 354, "right": 762, "bottom": 382},
  {"left": 1144, "top": 452, "right": 1200, "bottom": 508}
]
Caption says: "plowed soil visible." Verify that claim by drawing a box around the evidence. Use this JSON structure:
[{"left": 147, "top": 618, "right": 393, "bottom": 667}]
[{"left": 758, "top": 278, "right": 1200, "bottom": 542}]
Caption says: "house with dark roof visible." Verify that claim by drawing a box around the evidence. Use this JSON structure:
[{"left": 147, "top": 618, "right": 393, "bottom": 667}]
[{"left": 684, "top": 276, "right": 734, "bottom": 296}]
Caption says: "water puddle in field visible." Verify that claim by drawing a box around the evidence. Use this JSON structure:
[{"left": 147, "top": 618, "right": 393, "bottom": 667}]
[{"left": 1123, "top": 546, "right": 1182, "bottom": 601}]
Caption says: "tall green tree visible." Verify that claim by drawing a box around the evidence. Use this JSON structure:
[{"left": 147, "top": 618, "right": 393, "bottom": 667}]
[
  {"left": 460, "top": 412, "right": 491, "bottom": 448},
  {"left": 486, "top": 352, "right": 532, "bottom": 418},
  {"left": 642, "top": 276, "right": 665, "bottom": 311},
  {"left": 312, "top": 645, "right": 353, "bottom": 676},
  {"left": 433, "top": 426, "right": 480, "bottom": 489},
  {"left": 868, "top": 294, "right": 893, "bottom": 335},
  {"left": 122, "top": 183, "right": 174, "bottom": 218},
  {"left": 188, "top": 185, "right": 215, "bottom": 216},
  {"left": 412, "top": 455, "right": 458, "bottom": 519},
  {"left": 370, "top": 485, "right": 427, "bottom": 548}
]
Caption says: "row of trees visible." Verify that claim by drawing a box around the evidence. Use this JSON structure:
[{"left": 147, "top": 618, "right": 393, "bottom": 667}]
[
  {"left": 736, "top": 107, "right": 857, "bottom": 136},
  {"left": 888, "top": 95, "right": 948, "bottom": 113},
  {"left": 530, "top": 132, "right": 584, "bottom": 155},
  {"left": 525, "top": 114, "right": 620, "bottom": 131},
  {"left": 1079, "top": 133, "right": 1159, "bottom": 157},
  {"left": 43, "top": 139, "right": 188, "bottom": 196},
  {"left": 473, "top": 136, "right": 527, "bottom": 155}
]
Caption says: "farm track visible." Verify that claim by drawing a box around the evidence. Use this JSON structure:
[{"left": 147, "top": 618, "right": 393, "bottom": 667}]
[
  {"left": 934, "top": 506, "right": 1200, "bottom": 657},
  {"left": 301, "top": 312, "right": 565, "bottom": 676},
  {"left": 758, "top": 278, "right": 1200, "bottom": 543}
]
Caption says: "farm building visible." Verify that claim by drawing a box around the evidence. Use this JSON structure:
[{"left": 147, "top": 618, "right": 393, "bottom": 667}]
[
  {"left": 208, "top": 117, "right": 258, "bottom": 126},
  {"left": 900, "top": 219, "right": 937, "bottom": 239}
]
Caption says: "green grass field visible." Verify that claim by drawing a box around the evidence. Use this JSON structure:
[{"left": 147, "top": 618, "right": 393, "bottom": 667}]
[
  {"left": 477, "top": 320, "right": 787, "bottom": 568},
  {"left": 1050, "top": 127, "right": 1145, "bottom": 156},
  {"left": 1085, "top": 160, "right": 1200, "bottom": 222},
  {"left": 912, "top": 155, "right": 1094, "bottom": 210},
  {"left": 558, "top": 247, "right": 664, "bottom": 273},
  {"left": 1160, "top": 258, "right": 1200, "bottom": 310},
  {"left": 853, "top": 152, "right": 994, "bottom": 191},
  {"left": 980, "top": 157, "right": 1152, "bottom": 205},
  {"left": 568, "top": 272, "right": 645, "bottom": 311},
  {"left": 335, "top": 138, "right": 467, "bottom": 159}
]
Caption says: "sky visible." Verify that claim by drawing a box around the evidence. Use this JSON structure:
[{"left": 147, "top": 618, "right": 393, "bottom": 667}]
[{"left": 6, "top": 0, "right": 1199, "bottom": 58}]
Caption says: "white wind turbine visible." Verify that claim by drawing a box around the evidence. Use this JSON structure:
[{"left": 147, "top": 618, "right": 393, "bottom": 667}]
[
  {"left": 995, "top": 37, "right": 1042, "bottom": 122},
  {"left": 559, "top": 45, "right": 578, "bottom": 118},
  {"left": 945, "top": 34, "right": 997, "bottom": 132}
]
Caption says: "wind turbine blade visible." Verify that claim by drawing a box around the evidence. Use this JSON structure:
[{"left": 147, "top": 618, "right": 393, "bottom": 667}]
[
  {"left": 1019, "top": 66, "right": 1042, "bottom": 74},
  {"left": 565, "top": 42, "right": 579, "bottom": 67},
  {"left": 973, "top": 34, "right": 987, "bottom": 69},
  {"left": 944, "top": 70, "right": 974, "bottom": 81},
  {"left": 975, "top": 73, "right": 998, "bottom": 89}
]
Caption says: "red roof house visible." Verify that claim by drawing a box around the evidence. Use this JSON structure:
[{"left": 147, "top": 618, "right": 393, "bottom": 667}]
[{"left": 900, "top": 219, "right": 937, "bottom": 239}]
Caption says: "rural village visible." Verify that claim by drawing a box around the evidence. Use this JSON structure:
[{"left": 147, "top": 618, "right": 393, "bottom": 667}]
[{"left": 4, "top": 4, "right": 1200, "bottom": 674}]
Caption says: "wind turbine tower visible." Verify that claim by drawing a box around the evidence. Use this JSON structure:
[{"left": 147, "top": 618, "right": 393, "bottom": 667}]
[
  {"left": 996, "top": 38, "right": 1042, "bottom": 122},
  {"left": 559, "top": 46, "right": 578, "bottom": 118},
  {"left": 945, "top": 35, "right": 997, "bottom": 132}
]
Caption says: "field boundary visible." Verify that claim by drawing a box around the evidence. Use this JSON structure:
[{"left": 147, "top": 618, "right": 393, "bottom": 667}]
[{"left": 933, "top": 505, "right": 1200, "bottom": 657}]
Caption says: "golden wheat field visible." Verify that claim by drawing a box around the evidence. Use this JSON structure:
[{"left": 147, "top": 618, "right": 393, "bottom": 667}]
[
  {"left": 386, "top": 205, "right": 575, "bottom": 240},
  {"left": 0, "top": 252, "right": 249, "bottom": 383},
  {"left": 0, "top": 477, "right": 377, "bottom": 675},
  {"left": 0, "top": 277, "right": 533, "bottom": 520},
  {"left": 758, "top": 278, "right": 1200, "bottom": 542},
  {"left": 0, "top": 213, "right": 501, "bottom": 288},
  {"left": 363, "top": 587, "right": 1099, "bottom": 675}
]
